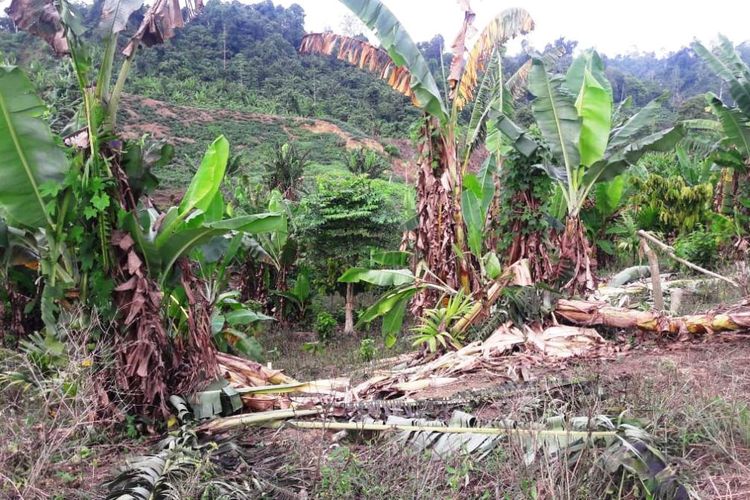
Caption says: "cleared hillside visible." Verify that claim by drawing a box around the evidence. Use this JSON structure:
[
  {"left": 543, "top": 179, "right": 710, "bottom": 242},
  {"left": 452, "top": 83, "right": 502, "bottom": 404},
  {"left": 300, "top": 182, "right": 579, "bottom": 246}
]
[{"left": 119, "top": 94, "right": 416, "bottom": 189}]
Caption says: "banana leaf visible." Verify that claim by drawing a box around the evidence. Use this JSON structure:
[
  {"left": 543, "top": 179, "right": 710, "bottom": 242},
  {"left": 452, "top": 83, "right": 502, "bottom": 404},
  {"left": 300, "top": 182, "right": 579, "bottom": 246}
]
[
  {"left": 0, "top": 66, "right": 68, "bottom": 229},
  {"left": 707, "top": 93, "right": 750, "bottom": 158},
  {"left": 528, "top": 57, "right": 580, "bottom": 181},
  {"left": 339, "top": 0, "right": 447, "bottom": 119},
  {"left": 338, "top": 267, "right": 415, "bottom": 287}
]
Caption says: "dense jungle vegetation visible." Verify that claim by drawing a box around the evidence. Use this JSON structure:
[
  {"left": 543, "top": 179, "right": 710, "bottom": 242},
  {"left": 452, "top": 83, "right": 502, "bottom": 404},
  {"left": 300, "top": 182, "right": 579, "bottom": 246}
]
[{"left": 1, "top": 0, "right": 750, "bottom": 498}]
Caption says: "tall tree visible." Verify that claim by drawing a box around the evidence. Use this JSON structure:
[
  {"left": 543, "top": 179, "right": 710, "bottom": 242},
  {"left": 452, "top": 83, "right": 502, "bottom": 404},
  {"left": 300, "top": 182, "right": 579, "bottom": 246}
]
[{"left": 300, "top": 175, "right": 401, "bottom": 333}]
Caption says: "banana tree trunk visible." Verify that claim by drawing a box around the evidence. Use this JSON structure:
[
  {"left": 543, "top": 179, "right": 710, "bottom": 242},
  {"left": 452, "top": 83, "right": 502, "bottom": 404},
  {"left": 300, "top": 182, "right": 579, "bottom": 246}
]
[
  {"left": 556, "top": 215, "right": 596, "bottom": 296},
  {"left": 556, "top": 299, "right": 750, "bottom": 335},
  {"left": 413, "top": 117, "right": 476, "bottom": 314},
  {"left": 506, "top": 190, "right": 553, "bottom": 282},
  {"left": 344, "top": 282, "right": 355, "bottom": 335}
]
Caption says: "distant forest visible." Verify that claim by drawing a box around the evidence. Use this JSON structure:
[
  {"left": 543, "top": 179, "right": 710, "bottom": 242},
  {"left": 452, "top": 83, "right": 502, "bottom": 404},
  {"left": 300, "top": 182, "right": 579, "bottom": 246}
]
[{"left": 1, "top": 0, "right": 749, "bottom": 137}]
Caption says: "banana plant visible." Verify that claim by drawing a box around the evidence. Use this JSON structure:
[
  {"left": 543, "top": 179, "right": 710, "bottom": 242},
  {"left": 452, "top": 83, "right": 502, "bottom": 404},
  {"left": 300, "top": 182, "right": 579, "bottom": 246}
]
[
  {"left": 339, "top": 266, "right": 420, "bottom": 347},
  {"left": 300, "top": 0, "right": 535, "bottom": 307},
  {"left": 123, "top": 136, "right": 286, "bottom": 287},
  {"left": 272, "top": 271, "right": 312, "bottom": 320},
  {"left": 691, "top": 37, "right": 750, "bottom": 229},
  {"left": 498, "top": 50, "right": 683, "bottom": 293},
  {"left": 2, "top": 0, "right": 258, "bottom": 415}
]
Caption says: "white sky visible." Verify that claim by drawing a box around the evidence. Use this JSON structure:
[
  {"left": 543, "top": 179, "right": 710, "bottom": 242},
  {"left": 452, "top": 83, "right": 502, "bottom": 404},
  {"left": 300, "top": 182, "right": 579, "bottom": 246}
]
[
  {"left": 275, "top": 0, "right": 750, "bottom": 56},
  {"left": 1, "top": 0, "right": 747, "bottom": 55}
]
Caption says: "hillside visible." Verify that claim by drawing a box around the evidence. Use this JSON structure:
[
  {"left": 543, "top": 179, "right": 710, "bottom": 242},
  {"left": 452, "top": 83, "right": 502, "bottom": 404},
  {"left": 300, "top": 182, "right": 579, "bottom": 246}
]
[{"left": 119, "top": 94, "right": 416, "bottom": 189}]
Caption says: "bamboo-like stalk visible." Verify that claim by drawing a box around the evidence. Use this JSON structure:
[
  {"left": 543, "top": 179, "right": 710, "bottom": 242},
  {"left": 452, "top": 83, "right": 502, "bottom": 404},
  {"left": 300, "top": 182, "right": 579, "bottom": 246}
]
[
  {"left": 199, "top": 408, "right": 322, "bottom": 433},
  {"left": 637, "top": 230, "right": 740, "bottom": 287}
]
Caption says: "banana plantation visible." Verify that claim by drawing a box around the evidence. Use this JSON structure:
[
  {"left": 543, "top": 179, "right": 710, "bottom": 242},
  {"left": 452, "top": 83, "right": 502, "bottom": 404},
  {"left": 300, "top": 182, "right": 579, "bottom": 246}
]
[{"left": 1, "top": 0, "right": 750, "bottom": 498}]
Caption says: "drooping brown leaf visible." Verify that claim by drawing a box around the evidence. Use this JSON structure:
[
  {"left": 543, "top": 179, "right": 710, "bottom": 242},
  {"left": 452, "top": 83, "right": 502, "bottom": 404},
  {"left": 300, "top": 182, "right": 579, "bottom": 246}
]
[
  {"left": 122, "top": 0, "right": 204, "bottom": 56},
  {"left": 447, "top": 0, "right": 476, "bottom": 95},
  {"left": 300, "top": 32, "right": 416, "bottom": 104},
  {"left": 6, "top": 0, "right": 68, "bottom": 55},
  {"left": 454, "top": 8, "right": 535, "bottom": 110},
  {"left": 111, "top": 230, "right": 218, "bottom": 418}
]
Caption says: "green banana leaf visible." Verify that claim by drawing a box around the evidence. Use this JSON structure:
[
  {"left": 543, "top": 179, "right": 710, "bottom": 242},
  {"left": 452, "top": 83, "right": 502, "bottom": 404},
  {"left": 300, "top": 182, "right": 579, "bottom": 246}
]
[
  {"left": 339, "top": 267, "right": 415, "bottom": 287},
  {"left": 356, "top": 284, "right": 420, "bottom": 345},
  {"left": 0, "top": 66, "right": 68, "bottom": 229},
  {"left": 693, "top": 37, "right": 750, "bottom": 118},
  {"left": 357, "top": 284, "right": 420, "bottom": 325},
  {"left": 707, "top": 93, "right": 750, "bottom": 158},
  {"left": 583, "top": 125, "right": 684, "bottom": 185},
  {"left": 340, "top": 0, "right": 447, "bottom": 120},
  {"left": 575, "top": 68, "right": 612, "bottom": 167},
  {"left": 179, "top": 135, "right": 229, "bottom": 216},
  {"left": 462, "top": 157, "right": 496, "bottom": 258},
  {"left": 607, "top": 96, "right": 664, "bottom": 150},
  {"left": 593, "top": 176, "right": 625, "bottom": 217},
  {"left": 528, "top": 58, "right": 581, "bottom": 182},
  {"left": 157, "top": 213, "right": 285, "bottom": 283},
  {"left": 494, "top": 115, "right": 538, "bottom": 157},
  {"left": 565, "top": 50, "right": 612, "bottom": 99}
]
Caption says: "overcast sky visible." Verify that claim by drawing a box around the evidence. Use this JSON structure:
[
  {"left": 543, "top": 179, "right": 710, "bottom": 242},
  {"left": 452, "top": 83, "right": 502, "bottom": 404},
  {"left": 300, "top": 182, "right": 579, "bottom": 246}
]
[
  {"left": 276, "top": 0, "right": 750, "bottom": 56},
  {"left": 1, "top": 0, "right": 747, "bottom": 55}
]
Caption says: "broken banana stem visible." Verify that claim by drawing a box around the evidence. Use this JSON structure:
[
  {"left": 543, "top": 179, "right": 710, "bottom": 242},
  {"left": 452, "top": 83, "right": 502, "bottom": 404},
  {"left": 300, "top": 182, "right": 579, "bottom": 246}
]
[{"left": 555, "top": 299, "right": 750, "bottom": 334}]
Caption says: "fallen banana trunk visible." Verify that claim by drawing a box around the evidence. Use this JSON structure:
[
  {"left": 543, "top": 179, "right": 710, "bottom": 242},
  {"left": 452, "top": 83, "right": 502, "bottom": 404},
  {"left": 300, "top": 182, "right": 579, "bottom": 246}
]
[{"left": 556, "top": 299, "right": 750, "bottom": 334}]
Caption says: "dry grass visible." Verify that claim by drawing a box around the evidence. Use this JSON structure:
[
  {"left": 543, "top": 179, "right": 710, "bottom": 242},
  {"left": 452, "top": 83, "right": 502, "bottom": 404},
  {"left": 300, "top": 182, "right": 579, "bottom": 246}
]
[
  {"left": 3, "top": 315, "right": 750, "bottom": 498},
  {"left": 0, "top": 313, "right": 148, "bottom": 499}
]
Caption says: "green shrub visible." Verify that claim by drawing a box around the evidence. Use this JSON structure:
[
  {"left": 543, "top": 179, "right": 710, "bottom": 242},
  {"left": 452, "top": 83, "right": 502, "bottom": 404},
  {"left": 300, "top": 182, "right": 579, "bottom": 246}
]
[
  {"left": 674, "top": 226, "right": 718, "bottom": 269},
  {"left": 358, "top": 338, "right": 376, "bottom": 362},
  {"left": 383, "top": 143, "right": 401, "bottom": 158},
  {"left": 314, "top": 311, "right": 337, "bottom": 343}
]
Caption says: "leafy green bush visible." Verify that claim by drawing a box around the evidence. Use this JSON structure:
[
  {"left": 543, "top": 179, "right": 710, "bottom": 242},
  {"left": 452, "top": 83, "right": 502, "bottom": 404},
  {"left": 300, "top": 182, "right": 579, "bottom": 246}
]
[
  {"left": 314, "top": 311, "right": 337, "bottom": 343},
  {"left": 343, "top": 147, "right": 389, "bottom": 178},
  {"left": 358, "top": 338, "right": 376, "bottom": 362},
  {"left": 383, "top": 143, "right": 401, "bottom": 158},
  {"left": 674, "top": 226, "right": 718, "bottom": 269}
]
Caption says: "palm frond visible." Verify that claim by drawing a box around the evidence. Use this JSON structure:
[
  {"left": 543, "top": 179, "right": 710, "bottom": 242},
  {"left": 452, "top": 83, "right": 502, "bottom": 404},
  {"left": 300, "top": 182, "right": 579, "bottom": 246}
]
[
  {"left": 300, "top": 32, "right": 414, "bottom": 102},
  {"left": 290, "top": 410, "right": 689, "bottom": 497},
  {"left": 454, "top": 8, "right": 534, "bottom": 110}
]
